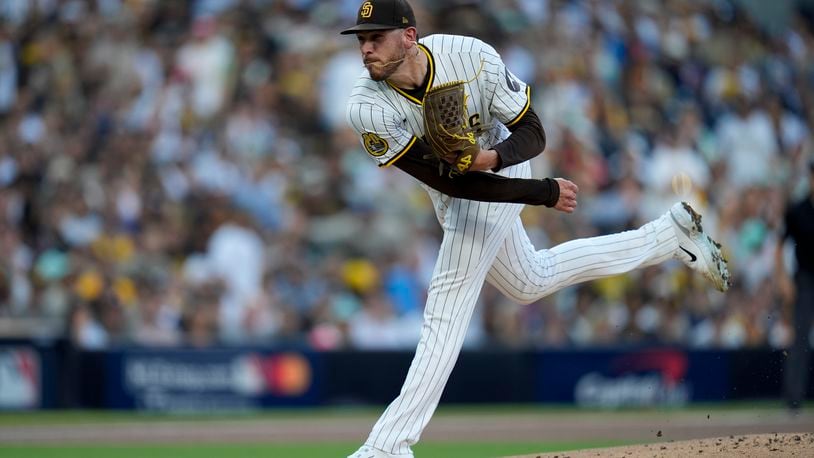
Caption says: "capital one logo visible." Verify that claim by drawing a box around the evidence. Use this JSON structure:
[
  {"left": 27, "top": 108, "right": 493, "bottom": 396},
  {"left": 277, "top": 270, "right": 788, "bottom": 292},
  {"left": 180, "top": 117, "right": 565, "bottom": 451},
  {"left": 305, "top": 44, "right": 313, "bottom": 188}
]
[{"left": 575, "top": 349, "right": 691, "bottom": 407}]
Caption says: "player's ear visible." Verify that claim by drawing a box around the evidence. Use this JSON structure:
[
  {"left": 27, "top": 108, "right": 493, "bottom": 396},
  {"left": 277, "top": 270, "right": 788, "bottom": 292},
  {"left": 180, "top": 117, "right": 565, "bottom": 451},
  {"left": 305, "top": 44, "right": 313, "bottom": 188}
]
[{"left": 403, "top": 27, "right": 418, "bottom": 47}]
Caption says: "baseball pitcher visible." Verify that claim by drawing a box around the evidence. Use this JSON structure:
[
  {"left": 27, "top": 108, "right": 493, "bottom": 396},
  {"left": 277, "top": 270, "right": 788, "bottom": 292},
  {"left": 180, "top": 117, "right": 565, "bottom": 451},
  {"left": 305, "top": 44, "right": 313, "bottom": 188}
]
[{"left": 341, "top": 1, "right": 731, "bottom": 457}]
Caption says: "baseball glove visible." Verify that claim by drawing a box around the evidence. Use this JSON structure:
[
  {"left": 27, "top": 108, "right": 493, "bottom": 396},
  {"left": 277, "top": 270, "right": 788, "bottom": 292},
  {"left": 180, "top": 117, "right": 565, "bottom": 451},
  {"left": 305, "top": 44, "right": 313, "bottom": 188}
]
[{"left": 423, "top": 81, "right": 481, "bottom": 176}]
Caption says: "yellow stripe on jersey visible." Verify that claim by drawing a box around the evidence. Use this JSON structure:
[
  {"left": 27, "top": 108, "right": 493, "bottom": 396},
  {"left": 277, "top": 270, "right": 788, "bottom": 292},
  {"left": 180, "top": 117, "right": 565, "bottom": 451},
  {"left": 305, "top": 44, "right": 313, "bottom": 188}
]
[
  {"left": 386, "top": 44, "right": 435, "bottom": 105},
  {"left": 380, "top": 136, "right": 417, "bottom": 167},
  {"left": 505, "top": 86, "right": 531, "bottom": 128}
]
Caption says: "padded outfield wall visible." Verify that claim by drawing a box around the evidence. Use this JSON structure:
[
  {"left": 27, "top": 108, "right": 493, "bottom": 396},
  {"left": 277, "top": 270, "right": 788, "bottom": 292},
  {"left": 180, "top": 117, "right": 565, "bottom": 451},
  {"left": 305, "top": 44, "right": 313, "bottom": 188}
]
[{"left": 0, "top": 339, "right": 810, "bottom": 411}]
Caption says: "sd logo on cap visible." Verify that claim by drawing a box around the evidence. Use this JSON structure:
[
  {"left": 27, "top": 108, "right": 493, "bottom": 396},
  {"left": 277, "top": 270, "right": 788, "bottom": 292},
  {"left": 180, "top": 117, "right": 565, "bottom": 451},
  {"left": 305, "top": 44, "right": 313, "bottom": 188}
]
[{"left": 340, "top": 0, "right": 416, "bottom": 35}]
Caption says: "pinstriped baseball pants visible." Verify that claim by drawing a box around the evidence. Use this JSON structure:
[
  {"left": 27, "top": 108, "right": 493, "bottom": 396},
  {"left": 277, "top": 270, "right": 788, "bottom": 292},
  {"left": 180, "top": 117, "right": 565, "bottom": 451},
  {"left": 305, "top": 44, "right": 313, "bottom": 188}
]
[{"left": 365, "top": 172, "right": 679, "bottom": 457}]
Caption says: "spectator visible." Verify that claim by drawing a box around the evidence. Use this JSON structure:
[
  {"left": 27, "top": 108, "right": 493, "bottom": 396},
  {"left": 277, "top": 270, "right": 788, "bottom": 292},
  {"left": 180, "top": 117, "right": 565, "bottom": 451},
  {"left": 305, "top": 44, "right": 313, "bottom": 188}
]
[{"left": 0, "top": 0, "right": 809, "bottom": 352}]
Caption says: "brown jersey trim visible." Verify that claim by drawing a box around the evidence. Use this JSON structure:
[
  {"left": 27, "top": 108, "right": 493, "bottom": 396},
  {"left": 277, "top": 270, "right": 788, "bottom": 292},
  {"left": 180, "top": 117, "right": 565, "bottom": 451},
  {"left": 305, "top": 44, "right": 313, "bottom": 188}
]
[
  {"left": 386, "top": 44, "right": 435, "bottom": 105},
  {"left": 380, "top": 135, "right": 418, "bottom": 167}
]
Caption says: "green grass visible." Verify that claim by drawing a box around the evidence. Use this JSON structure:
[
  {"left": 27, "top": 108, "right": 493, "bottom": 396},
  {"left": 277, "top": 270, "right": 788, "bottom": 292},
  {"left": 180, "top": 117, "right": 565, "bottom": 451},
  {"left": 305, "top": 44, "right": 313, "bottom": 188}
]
[
  {"left": 0, "top": 402, "right": 794, "bottom": 457},
  {"left": 0, "top": 441, "right": 627, "bottom": 458}
]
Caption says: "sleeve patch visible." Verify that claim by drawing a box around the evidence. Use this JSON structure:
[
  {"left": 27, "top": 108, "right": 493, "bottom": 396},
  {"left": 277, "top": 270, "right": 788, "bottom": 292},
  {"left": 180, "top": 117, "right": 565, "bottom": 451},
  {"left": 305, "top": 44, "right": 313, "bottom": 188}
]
[
  {"left": 505, "top": 68, "right": 521, "bottom": 92},
  {"left": 362, "top": 132, "right": 389, "bottom": 157}
]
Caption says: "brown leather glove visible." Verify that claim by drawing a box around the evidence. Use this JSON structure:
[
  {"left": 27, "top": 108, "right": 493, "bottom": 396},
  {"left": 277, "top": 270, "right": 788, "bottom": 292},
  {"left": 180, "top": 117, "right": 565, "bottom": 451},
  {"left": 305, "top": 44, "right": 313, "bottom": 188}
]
[{"left": 423, "top": 81, "right": 481, "bottom": 177}]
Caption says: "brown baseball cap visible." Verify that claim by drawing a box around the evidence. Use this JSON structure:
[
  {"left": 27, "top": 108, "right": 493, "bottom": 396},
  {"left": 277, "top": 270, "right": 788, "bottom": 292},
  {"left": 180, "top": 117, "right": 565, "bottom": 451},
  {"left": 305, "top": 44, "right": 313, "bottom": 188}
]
[{"left": 340, "top": 0, "right": 416, "bottom": 35}]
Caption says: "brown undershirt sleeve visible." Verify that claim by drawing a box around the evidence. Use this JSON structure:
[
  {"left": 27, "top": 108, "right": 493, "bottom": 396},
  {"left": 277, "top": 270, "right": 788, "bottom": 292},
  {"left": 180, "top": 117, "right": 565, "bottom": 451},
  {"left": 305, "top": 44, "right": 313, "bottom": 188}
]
[
  {"left": 392, "top": 140, "right": 560, "bottom": 207},
  {"left": 491, "top": 107, "right": 546, "bottom": 171}
]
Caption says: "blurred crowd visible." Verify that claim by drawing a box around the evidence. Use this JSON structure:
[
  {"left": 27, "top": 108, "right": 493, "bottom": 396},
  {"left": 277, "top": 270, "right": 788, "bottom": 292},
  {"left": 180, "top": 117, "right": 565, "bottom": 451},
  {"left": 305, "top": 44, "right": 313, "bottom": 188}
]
[{"left": 0, "top": 0, "right": 812, "bottom": 351}]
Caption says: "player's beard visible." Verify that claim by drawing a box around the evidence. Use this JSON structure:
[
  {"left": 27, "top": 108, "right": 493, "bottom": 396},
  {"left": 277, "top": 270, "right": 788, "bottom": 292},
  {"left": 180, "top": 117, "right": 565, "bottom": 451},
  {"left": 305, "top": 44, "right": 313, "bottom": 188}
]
[{"left": 364, "top": 46, "right": 407, "bottom": 81}]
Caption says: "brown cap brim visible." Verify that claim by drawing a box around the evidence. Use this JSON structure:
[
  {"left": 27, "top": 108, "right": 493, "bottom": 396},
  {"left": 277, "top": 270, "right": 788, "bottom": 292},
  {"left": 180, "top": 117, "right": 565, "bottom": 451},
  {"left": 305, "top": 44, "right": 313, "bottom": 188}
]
[{"left": 340, "top": 23, "right": 402, "bottom": 35}]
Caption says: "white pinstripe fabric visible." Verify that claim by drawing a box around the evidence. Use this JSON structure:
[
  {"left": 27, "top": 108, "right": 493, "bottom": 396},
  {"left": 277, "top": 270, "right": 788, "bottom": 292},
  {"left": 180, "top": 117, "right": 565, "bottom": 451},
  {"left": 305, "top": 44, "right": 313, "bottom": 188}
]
[
  {"left": 366, "top": 163, "right": 528, "bottom": 456},
  {"left": 486, "top": 215, "right": 678, "bottom": 304}
]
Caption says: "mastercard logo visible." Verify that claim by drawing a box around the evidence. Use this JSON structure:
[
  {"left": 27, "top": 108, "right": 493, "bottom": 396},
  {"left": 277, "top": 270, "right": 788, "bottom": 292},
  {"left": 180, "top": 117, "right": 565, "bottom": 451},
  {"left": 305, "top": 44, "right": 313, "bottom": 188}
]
[
  {"left": 267, "top": 353, "right": 312, "bottom": 396},
  {"left": 233, "top": 353, "right": 312, "bottom": 397}
]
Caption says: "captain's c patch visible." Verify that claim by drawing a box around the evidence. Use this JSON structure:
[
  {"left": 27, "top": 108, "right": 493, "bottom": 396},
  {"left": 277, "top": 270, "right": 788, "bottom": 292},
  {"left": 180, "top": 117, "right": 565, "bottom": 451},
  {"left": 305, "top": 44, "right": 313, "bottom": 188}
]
[{"left": 362, "top": 132, "right": 389, "bottom": 157}]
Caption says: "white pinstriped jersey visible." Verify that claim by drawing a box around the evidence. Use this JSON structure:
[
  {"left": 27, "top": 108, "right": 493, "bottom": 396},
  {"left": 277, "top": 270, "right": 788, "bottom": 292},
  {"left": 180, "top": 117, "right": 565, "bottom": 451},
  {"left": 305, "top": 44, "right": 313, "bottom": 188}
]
[{"left": 346, "top": 34, "right": 531, "bottom": 169}]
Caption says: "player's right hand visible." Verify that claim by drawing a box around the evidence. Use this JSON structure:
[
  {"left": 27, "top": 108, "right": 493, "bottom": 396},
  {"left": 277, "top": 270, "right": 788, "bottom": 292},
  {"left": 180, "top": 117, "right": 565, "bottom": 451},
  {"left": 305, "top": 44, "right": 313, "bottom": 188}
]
[{"left": 553, "top": 178, "right": 578, "bottom": 213}]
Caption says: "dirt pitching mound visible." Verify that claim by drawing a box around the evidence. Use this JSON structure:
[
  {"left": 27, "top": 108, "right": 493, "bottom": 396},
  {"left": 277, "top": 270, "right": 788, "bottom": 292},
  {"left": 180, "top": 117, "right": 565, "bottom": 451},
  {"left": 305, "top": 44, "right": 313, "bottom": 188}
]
[{"left": 507, "top": 432, "right": 814, "bottom": 458}]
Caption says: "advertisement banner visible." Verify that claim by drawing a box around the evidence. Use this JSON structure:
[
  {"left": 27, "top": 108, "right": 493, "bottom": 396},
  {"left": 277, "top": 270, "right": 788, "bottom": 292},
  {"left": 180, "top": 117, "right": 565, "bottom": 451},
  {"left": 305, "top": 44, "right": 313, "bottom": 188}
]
[
  {"left": 105, "top": 349, "right": 321, "bottom": 411},
  {"left": 0, "top": 347, "right": 40, "bottom": 409},
  {"left": 536, "top": 348, "right": 729, "bottom": 407}
]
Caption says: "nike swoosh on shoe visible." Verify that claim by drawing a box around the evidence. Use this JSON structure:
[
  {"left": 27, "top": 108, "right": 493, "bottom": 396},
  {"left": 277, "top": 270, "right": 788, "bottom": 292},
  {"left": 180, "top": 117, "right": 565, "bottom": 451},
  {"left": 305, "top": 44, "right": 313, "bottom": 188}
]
[{"left": 679, "top": 246, "right": 697, "bottom": 262}]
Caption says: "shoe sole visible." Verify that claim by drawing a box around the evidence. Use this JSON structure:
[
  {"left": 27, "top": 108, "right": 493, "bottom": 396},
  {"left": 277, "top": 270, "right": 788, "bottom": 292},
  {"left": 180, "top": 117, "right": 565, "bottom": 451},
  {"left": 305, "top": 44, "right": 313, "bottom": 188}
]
[{"left": 676, "top": 202, "right": 731, "bottom": 292}]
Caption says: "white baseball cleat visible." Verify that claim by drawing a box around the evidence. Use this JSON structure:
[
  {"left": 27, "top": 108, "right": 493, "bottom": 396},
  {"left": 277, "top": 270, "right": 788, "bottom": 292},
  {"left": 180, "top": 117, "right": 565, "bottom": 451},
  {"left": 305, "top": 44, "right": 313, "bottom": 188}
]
[
  {"left": 669, "top": 201, "right": 731, "bottom": 292},
  {"left": 347, "top": 445, "right": 405, "bottom": 458}
]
